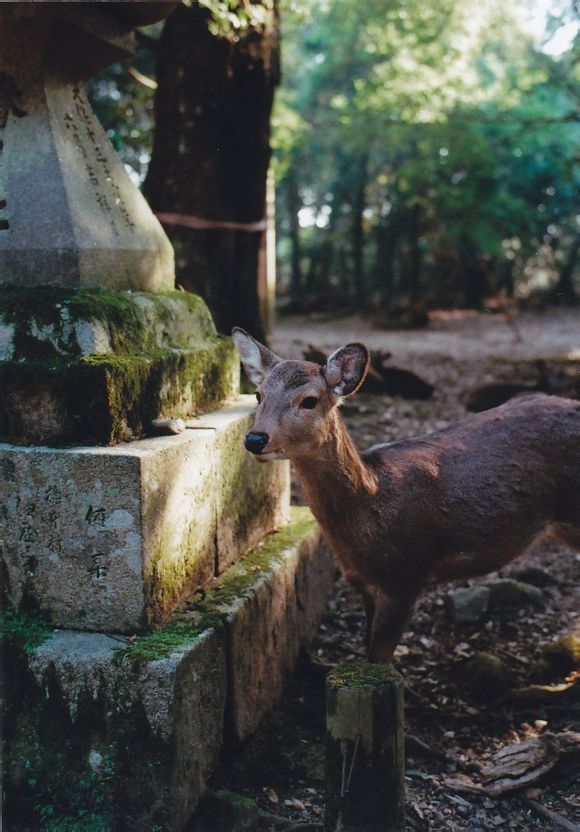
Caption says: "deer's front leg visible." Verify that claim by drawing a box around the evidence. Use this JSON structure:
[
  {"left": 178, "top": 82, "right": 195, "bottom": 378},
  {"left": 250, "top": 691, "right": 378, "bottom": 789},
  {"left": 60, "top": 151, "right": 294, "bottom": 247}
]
[
  {"left": 346, "top": 573, "right": 376, "bottom": 649},
  {"left": 367, "top": 589, "right": 418, "bottom": 663}
]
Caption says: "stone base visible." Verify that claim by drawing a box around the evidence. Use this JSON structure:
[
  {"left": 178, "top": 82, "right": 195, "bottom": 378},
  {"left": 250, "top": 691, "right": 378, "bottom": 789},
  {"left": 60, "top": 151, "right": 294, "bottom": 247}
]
[
  {"left": 0, "top": 288, "right": 239, "bottom": 445},
  {"left": 2, "top": 509, "right": 337, "bottom": 832},
  {"left": 1, "top": 398, "right": 290, "bottom": 633}
]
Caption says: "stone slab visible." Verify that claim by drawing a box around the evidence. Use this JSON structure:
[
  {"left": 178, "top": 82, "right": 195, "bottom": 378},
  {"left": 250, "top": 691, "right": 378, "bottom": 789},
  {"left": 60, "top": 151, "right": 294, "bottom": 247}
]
[
  {"left": 3, "top": 508, "right": 337, "bottom": 831},
  {"left": 0, "top": 289, "right": 241, "bottom": 445},
  {"left": 3, "top": 626, "right": 227, "bottom": 832},
  {"left": 0, "top": 398, "right": 290, "bottom": 632}
]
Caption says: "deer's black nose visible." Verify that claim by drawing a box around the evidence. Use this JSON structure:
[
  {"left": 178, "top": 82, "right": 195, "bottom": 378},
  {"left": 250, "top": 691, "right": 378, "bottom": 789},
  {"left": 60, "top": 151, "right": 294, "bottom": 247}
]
[{"left": 245, "top": 432, "right": 269, "bottom": 454}]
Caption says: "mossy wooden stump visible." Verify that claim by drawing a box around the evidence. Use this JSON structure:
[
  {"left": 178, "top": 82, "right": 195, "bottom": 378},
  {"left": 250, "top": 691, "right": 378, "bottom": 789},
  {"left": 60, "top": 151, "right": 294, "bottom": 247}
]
[{"left": 326, "top": 663, "right": 405, "bottom": 832}]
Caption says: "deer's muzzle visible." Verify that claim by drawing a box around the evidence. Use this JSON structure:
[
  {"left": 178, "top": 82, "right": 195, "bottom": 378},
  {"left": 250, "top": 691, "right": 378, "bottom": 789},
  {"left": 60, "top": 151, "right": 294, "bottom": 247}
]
[{"left": 244, "top": 432, "right": 269, "bottom": 454}]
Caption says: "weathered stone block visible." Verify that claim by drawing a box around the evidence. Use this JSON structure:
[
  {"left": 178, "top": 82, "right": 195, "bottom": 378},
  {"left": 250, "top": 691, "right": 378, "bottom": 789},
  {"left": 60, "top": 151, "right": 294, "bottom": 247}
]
[
  {"left": 0, "top": 288, "right": 240, "bottom": 445},
  {"left": 192, "top": 506, "right": 336, "bottom": 742},
  {"left": 187, "top": 405, "right": 291, "bottom": 573},
  {"left": 0, "top": 398, "right": 290, "bottom": 632},
  {"left": 3, "top": 626, "right": 227, "bottom": 832},
  {"left": 3, "top": 508, "right": 336, "bottom": 831}
]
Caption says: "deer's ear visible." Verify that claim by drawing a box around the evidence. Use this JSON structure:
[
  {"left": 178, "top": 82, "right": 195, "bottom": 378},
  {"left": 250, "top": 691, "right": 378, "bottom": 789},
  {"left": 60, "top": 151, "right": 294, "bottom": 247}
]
[
  {"left": 324, "top": 343, "right": 369, "bottom": 397},
  {"left": 232, "top": 327, "right": 282, "bottom": 386}
]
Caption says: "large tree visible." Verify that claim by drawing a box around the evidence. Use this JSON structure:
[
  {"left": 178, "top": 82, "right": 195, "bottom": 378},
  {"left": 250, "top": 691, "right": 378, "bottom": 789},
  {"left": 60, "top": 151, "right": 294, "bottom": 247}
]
[{"left": 144, "top": 1, "right": 280, "bottom": 341}]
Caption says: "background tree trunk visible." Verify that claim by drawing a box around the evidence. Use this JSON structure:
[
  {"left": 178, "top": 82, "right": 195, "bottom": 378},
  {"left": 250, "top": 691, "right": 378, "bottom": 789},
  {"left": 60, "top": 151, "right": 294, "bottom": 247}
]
[
  {"left": 145, "top": 3, "right": 280, "bottom": 342},
  {"left": 287, "top": 171, "right": 303, "bottom": 301},
  {"left": 351, "top": 153, "right": 368, "bottom": 305},
  {"left": 554, "top": 232, "right": 579, "bottom": 304}
]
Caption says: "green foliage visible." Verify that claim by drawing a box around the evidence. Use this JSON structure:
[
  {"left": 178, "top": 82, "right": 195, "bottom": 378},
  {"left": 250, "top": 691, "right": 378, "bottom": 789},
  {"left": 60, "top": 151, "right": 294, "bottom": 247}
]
[
  {"left": 87, "top": 29, "right": 159, "bottom": 183},
  {"left": 86, "top": 0, "right": 579, "bottom": 311},
  {"left": 274, "top": 0, "right": 580, "bottom": 309},
  {"left": 117, "top": 507, "right": 316, "bottom": 664},
  {"left": 195, "top": 0, "right": 275, "bottom": 40},
  {"left": 0, "top": 607, "right": 51, "bottom": 654}
]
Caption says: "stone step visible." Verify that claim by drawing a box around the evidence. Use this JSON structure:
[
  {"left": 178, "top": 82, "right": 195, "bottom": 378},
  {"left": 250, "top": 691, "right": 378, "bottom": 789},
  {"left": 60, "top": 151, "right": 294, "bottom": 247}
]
[
  {"left": 0, "top": 288, "right": 240, "bottom": 445},
  {"left": 0, "top": 397, "right": 290, "bottom": 632},
  {"left": 3, "top": 508, "right": 336, "bottom": 832}
]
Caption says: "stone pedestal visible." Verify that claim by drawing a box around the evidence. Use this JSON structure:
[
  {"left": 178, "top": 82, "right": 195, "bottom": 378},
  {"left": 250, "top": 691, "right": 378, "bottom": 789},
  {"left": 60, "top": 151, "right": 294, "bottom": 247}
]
[
  {"left": 1, "top": 398, "right": 290, "bottom": 632},
  {"left": 3, "top": 509, "right": 336, "bottom": 832},
  {"left": 0, "top": 7, "right": 327, "bottom": 832},
  {"left": 0, "top": 5, "right": 174, "bottom": 290}
]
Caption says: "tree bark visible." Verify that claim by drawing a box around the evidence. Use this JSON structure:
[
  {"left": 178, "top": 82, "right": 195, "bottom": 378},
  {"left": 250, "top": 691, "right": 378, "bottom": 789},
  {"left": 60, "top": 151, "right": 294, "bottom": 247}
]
[
  {"left": 351, "top": 153, "right": 368, "bottom": 305},
  {"left": 287, "top": 170, "right": 303, "bottom": 300},
  {"left": 554, "top": 232, "right": 579, "bottom": 304},
  {"left": 405, "top": 202, "right": 422, "bottom": 300},
  {"left": 144, "top": 3, "right": 280, "bottom": 341},
  {"left": 376, "top": 210, "right": 401, "bottom": 303}
]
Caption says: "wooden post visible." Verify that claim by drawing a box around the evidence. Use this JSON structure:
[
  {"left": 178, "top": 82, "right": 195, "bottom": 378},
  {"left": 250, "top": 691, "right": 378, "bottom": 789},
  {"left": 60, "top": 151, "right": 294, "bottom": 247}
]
[{"left": 325, "top": 663, "right": 405, "bottom": 832}]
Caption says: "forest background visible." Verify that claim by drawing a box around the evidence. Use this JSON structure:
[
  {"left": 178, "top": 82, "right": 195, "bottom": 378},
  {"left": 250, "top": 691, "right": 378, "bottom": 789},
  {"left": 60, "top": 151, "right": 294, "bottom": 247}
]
[{"left": 88, "top": 0, "right": 580, "bottom": 334}]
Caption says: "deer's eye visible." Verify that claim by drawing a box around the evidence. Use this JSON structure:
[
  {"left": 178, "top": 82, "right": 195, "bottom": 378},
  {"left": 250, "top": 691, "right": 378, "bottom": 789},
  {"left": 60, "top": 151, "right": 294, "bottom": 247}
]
[
  {"left": 256, "top": 392, "right": 262, "bottom": 404},
  {"left": 300, "top": 396, "right": 319, "bottom": 410}
]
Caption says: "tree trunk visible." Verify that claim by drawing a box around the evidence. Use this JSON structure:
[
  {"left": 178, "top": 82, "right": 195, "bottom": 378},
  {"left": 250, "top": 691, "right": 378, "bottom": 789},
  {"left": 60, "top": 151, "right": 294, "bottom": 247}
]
[
  {"left": 351, "top": 153, "right": 368, "bottom": 305},
  {"left": 554, "top": 232, "right": 579, "bottom": 304},
  {"left": 287, "top": 171, "right": 303, "bottom": 300},
  {"left": 144, "top": 3, "right": 280, "bottom": 341},
  {"left": 376, "top": 210, "right": 400, "bottom": 303},
  {"left": 405, "top": 202, "right": 422, "bottom": 300}
]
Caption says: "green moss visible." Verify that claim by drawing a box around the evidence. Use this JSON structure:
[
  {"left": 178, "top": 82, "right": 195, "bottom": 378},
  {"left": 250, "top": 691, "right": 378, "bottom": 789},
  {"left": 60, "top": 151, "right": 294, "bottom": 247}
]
[
  {"left": 0, "top": 286, "right": 240, "bottom": 445},
  {"left": 113, "top": 619, "right": 221, "bottom": 665},
  {"left": 118, "top": 508, "right": 316, "bottom": 665},
  {"left": 0, "top": 287, "right": 218, "bottom": 359},
  {"left": 327, "top": 662, "right": 403, "bottom": 691},
  {"left": 198, "top": 789, "right": 257, "bottom": 828},
  {"left": 0, "top": 606, "right": 52, "bottom": 654},
  {"left": 533, "top": 635, "right": 580, "bottom": 680},
  {"left": 0, "top": 338, "right": 238, "bottom": 445}
]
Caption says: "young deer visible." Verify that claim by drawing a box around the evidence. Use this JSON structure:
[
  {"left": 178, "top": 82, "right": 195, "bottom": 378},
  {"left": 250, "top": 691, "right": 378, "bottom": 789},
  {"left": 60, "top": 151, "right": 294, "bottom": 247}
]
[{"left": 232, "top": 328, "right": 580, "bottom": 662}]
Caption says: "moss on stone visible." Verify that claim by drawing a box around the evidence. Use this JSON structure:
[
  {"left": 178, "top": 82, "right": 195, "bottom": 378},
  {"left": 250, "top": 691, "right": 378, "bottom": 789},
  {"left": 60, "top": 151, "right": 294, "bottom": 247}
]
[
  {"left": 118, "top": 507, "right": 316, "bottom": 665},
  {"left": 0, "top": 287, "right": 218, "bottom": 359},
  {"left": 4, "top": 652, "right": 171, "bottom": 832},
  {"left": 533, "top": 635, "right": 580, "bottom": 680},
  {"left": 0, "top": 606, "right": 52, "bottom": 654},
  {"left": 0, "top": 338, "right": 238, "bottom": 445},
  {"left": 327, "top": 662, "right": 403, "bottom": 692},
  {"left": 0, "top": 286, "right": 240, "bottom": 445}
]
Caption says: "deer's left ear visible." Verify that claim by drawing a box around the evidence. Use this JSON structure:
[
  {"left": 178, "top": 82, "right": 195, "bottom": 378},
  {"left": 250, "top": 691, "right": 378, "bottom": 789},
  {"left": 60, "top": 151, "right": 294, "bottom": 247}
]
[{"left": 324, "top": 343, "right": 369, "bottom": 397}]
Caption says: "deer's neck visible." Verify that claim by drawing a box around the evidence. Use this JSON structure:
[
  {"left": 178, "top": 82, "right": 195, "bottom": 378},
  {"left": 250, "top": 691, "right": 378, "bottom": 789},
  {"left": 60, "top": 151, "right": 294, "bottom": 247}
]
[{"left": 292, "top": 409, "right": 378, "bottom": 511}]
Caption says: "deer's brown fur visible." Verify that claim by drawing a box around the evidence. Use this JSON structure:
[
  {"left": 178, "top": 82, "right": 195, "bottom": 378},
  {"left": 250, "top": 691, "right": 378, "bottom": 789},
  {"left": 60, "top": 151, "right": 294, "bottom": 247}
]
[{"left": 232, "top": 328, "right": 580, "bottom": 662}]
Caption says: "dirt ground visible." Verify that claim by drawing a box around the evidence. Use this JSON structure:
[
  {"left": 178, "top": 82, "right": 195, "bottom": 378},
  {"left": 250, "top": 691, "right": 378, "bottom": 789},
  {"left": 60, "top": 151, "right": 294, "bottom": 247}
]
[{"left": 201, "top": 309, "right": 580, "bottom": 831}]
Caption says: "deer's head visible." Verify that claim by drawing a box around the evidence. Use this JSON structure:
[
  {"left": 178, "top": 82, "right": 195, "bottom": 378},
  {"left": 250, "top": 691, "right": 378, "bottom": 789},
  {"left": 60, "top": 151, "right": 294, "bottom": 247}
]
[{"left": 232, "top": 328, "right": 369, "bottom": 461}]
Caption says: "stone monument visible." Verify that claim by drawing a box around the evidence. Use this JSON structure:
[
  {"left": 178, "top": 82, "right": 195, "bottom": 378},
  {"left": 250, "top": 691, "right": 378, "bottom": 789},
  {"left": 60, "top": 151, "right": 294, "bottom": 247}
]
[
  {"left": 1, "top": 5, "right": 336, "bottom": 830},
  {"left": 0, "top": 3, "right": 174, "bottom": 290}
]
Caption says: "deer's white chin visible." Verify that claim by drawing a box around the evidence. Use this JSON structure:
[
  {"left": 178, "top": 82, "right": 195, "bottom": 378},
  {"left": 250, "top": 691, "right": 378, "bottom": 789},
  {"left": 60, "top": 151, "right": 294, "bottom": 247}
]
[{"left": 252, "top": 450, "right": 286, "bottom": 462}]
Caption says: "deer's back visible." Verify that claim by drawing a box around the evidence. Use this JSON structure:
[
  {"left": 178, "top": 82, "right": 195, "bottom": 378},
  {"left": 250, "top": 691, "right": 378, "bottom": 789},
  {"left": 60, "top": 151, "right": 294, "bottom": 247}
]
[{"left": 359, "top": 394, "right": 580, "bottom": 581}]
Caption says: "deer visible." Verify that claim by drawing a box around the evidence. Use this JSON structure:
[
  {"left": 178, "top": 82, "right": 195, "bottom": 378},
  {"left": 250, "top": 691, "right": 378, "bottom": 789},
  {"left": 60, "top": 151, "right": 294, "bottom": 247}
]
[{"left": 232, "top": 328, "right": 580, "bottom": 663}]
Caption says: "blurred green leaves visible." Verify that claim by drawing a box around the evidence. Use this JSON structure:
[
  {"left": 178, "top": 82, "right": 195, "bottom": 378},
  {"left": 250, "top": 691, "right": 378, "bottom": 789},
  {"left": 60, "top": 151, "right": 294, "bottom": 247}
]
[{"left": 274, "top": 0, "right": 580, "bottom": 307}]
